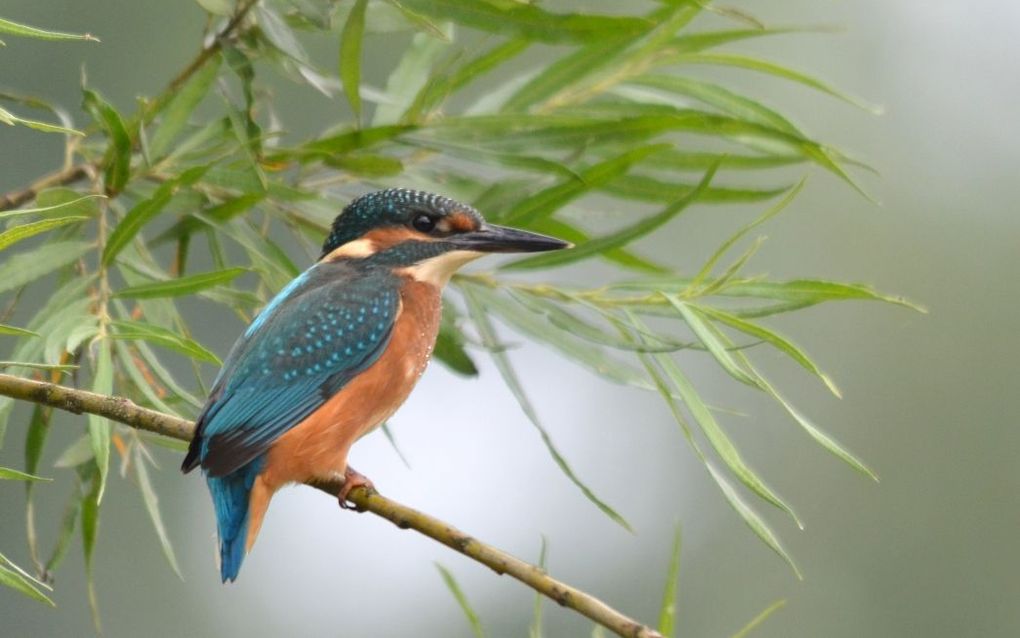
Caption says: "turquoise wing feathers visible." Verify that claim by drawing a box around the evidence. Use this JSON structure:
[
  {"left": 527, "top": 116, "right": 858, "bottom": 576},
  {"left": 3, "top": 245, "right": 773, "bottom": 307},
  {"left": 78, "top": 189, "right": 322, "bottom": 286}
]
[{"left": 182, "top": 261, "right": 400, "bottom": 476}]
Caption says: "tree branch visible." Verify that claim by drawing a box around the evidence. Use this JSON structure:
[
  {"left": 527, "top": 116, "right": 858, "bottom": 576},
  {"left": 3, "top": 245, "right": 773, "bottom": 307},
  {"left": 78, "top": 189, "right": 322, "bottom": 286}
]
[
  {"left": 0, "top": 164, "right": 90, "bottom": 212},
  {"left": 0, "top": 372, "right": 662, "bottom": 638}
]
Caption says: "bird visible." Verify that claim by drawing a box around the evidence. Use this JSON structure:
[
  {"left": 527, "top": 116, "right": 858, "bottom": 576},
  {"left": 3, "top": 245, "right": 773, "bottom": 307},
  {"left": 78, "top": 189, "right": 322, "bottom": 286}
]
[{"left": 181, "top": 188, "right": 569, "bottom": 582}]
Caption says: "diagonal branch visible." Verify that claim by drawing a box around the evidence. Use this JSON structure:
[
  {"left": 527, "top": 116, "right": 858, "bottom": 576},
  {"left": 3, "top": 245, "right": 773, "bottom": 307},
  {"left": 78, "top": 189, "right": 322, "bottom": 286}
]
[{"left": 0, "top": 372, "right": 662, "bottom": 638}]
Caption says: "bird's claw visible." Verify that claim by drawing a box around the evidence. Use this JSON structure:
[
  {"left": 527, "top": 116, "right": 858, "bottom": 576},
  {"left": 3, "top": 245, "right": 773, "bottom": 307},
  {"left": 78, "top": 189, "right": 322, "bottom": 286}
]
[{"left": 338, "top": 466, "right": 374, "bottom": 513}]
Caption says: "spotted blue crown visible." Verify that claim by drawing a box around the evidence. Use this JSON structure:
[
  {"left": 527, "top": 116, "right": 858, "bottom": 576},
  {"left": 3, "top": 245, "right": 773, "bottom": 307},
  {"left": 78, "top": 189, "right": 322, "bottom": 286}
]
[{"left": 321, "top": 188, "right": 482, "bottom": 258}]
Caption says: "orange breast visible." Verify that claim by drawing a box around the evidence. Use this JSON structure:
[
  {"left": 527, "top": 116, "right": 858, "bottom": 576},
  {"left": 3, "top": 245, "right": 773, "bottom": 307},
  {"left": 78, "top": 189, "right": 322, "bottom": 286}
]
[{"left": 260, "top": 277, "right": 442, "bottom": 490}]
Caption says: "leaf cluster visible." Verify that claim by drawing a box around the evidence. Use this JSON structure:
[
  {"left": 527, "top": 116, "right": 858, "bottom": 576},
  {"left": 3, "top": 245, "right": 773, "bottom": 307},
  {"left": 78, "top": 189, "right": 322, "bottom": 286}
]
[{"left": 0, "top": 0, "right": 914, "bottom": 624}]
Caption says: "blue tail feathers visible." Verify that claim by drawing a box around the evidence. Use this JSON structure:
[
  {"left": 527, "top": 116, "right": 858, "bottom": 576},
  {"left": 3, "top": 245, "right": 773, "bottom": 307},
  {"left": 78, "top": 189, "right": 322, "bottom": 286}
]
[{"left": 207, "top": 458, "right": 264, "bottom": 582}]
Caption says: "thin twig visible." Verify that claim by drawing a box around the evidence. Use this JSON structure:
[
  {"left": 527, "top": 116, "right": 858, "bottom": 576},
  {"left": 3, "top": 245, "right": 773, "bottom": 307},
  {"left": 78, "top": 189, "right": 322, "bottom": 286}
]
[
  {"left": 0, "top": 372, "right": 662, "bottom": 638},
  {"left": 0, "top": 164, "right": 90, "bottom": 212}
]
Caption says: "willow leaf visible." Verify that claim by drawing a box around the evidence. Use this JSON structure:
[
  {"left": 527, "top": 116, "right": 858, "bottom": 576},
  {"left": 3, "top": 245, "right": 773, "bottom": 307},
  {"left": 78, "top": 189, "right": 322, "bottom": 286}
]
[
  {"left": 435, "top": 564, "right": 486, "bottom": 638},
  {"left": 134, "top": 449, "right": 182, "bottom": 578},
  {"left": 0, "top": 215, "right": 88, "bottom": 252},
  {"left": 676, "top": 52, "right": 881, "bottom": 113},
  {"left": 0, "top": 466, "right": 50, "bottom": 481},
  {"left": 0, "top": 106, "right": 84, "bottom": 136},
  {"left": 102, "top": 166, "right": 207, "bottom": 265},
  {"left": 149, "top": 52, "right": 221, "bottom": 158},
  {"left": 111, "top": 320, "right": 220, "bottom": 365},
  {"left": 658, "top": 526, "right": 682, "bottom": 637},
  {"left": 82, "top": 89, "right": 131, "bottom": 195},
  {"left": 0, "top": 16, "right": 98, "bottom": 41},
  {"left": 500, "top": 144, "right": 670, "bottom": 226},
  {"left": 505, "top": 162, "right": 718, "bottom": 270},
  {"left": 0, "top": 553, "right": 54, "bottom": 607},
  {"left": 399, "top": 0, "right": 651, "bottom": 43},
  {"left": 731, "top": 600, "right": 787, "bottom": 638},
  {"left": 463, "top": 286, "right": 632, "bottom": 531},
  {"left": 706, "top": 463, "right": 801, "bottom": 578},
  {"left": 696, "top": 304, "right": 840, "bottom": 396},
  {"left": 88, "top": 340, "right": 113, "bottom": 503},
  {"left": 113, "top": 267, "right": 247, "bottom": 299},
  {"left": 654, "top": 350, "right": 801, "bottom": 528},
  {"left": 339, "top": 0, "right": 368, "bottom": 123}
]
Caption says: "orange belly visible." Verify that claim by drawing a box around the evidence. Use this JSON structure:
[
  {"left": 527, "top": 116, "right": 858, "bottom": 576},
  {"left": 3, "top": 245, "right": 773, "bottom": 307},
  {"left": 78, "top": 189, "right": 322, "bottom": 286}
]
[{"left": 244, "top": 278, "right": 441, "bottom": 550}]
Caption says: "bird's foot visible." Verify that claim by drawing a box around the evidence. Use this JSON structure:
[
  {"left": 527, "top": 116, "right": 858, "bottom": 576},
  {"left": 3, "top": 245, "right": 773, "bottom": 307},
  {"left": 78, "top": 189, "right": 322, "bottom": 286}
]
[{"left": 338, "top": 466, "right": 375, "bottom": 512}]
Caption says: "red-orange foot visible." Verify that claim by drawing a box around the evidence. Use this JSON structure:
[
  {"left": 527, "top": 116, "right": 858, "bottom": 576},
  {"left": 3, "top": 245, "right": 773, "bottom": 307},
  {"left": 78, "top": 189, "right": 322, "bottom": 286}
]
[{"left": 338, "top": 466, "right": 375, "bottom": 512}]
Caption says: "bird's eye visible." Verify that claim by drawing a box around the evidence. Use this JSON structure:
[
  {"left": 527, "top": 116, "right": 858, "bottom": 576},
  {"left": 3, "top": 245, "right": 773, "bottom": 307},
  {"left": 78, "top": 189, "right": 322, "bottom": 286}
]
[{"left": 411, "top": 214, "right": 437, "bottom": 233}]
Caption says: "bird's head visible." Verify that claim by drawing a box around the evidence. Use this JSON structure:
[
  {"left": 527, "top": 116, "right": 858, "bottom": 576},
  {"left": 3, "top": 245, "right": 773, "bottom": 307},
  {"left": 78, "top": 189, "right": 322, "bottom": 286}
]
[{"left": 320, "top": 188, "right": 569, "bottom": 285}]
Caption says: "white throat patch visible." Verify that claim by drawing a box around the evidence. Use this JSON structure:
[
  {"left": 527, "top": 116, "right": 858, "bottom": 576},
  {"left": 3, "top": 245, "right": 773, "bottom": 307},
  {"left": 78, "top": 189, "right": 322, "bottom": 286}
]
[{"left": 401, "top": 250, "right": 484, "bottom": 286}]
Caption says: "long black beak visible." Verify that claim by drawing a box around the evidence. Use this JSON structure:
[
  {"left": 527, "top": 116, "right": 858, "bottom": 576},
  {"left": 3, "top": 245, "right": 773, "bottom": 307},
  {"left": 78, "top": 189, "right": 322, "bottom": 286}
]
[{"left": 451, "top": 224, "right": 571, "bottom": 253}]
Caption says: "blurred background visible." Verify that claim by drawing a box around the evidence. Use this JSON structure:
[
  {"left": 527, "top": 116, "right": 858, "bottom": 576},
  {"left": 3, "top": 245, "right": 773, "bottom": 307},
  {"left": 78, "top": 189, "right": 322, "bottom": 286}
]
[{"left": 1, "top": 1, "right": 1018, "bottom": 636}]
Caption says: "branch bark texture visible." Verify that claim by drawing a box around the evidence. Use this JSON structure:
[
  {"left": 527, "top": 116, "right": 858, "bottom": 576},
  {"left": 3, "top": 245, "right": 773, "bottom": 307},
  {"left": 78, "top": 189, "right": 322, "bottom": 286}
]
[{"left": 0, "top": 372, "right": 662, "bottom": 638}]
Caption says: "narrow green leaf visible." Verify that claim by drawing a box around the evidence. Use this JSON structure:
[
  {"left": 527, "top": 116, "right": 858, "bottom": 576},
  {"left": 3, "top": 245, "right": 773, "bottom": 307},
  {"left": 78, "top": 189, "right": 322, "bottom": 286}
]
[
  {"left": 0, "top": 194, "right": 103, "bottom": 220},
  {"left": 0, "top": 16, "right": 98, "bottom": 41},
  {"left": 601, "top": 174, "right": 787, "bottom": 204},
  {"left": 530, "top": 217, "right": 669, "bottom": 274},
  {"left": 501, "top": 37, "right": 631, "bottom": 113},
  {"left": 670, "top": 298, "right": 759, "bottom": 388},
  {"left": 380, "top": 422, "right": 411, "bottom": 469},
  {"left": 82, "top": 89, "right": 131, "bottom": 195},
  {"left": 149, "top": 52, "right": 221, "bottom": 158},
  {"left": 324, "top": 153, "right": 403, "bottom": 177},
  {"left": 706, "top": 462, "right": 801, "bottom": 578},
  {"left": 0, "top": 106, "right": 85, "bottom": 135},
  {"left": 462, "top": 283, "right": 657, "bottom": 394},
  {"left": 373, "top": 31, "right": 448, "bottom": 126},
  {"left": 509, "top": 290, "right": 687, "bottom": 353},
  {"left": 0, "top": 215, "right": 88, "bottom": 252},
  {"left": 151, "top": 193, "right": 263, "bottom": 245},
  {"left": 45, "top": 485, "right": 83, "bottom": 573},
  {"left": 658, "top": 526, "right": 682, "bottom": 637},
  {"left": 691, "top": 179, "right": 805, "bottom": 288},
  {"left": 676, "top": 52, "right": 882, "bottom": 113},
  {"left": 102, "top": 166, "right": 207, "bottom": 265},
  {"left": 654, "top": 348, "right": 802, "bottom": 528},
  {"left": 399, "top": 0, "right": 651, "bottom": 43},
  {"left": 24, "top": 403, "right": 53, "bottom": 568},
  {"left": 409, "top": 40, "right": 529, "bottom": 119},
  {"left": 435, "top": 564, "right": 486, "bottom": 638},
  {"left": 696, "top": 304, "right": 840, "bottom": 397},
  {"left": 81, "top": 465, "right": 103, "bottom": 632},
  {"left": 626, "top": 75, "right": 800, "bottom": 134},
  {"left": 0, "top": 554, "right": 54, "bottom": 607},
  {"left": 731, "top": 599, "right": 787, "bottom": 638},
  {"left": 134, "top": 448, "right": 182, "bottom": 578},
  {"left": 54, "top": 435, "right": 95, "bottom": 468},
  {"left": 0, "top": 324, "right": 38, "bottom": 338},
  {"left": 610, "top": 277, "right": 925, "bottom": 312},
  {"left": 111, "top": 319, "right": 221, "bottom": 365},
  {"left": 0, "top": 466, "right": 50, "bottom": 481},
  {"left": 463, "top": 287, "right": 632, "bottom": 531},
  {"left": 654, "top": 149, "right": 805, "bottom": 172},
  {"left": 505, "top": 162, "right": 718, "bottom": 270},
  {"left": 339, "top": 0, "right": 368, "bottom": 123},
  {"left": 113, "top": 267, "right": 247, "bottom": 299},
  {"left": 500, "top": 144, "right": 669, "bottom": 226},
  {"left": 760, "top": 381, "right": 877, "bottom": 481},
  {"left": 88, "top": 340, "right": 113, "bottom": 503},
  {"left": 295, "top": 124, "right": 416, "bottom": 159}
]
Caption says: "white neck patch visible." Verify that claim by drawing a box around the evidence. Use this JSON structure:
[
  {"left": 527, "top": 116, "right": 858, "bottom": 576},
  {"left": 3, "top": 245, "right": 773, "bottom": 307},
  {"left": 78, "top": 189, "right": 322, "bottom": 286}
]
[{"left": 400, "top": 250, "right": 484, "bottom": 287}]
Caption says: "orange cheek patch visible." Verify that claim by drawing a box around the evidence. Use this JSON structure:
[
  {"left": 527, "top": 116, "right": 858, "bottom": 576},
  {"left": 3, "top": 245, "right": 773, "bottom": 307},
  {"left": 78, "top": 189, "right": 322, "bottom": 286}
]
[
  {"left": 447, "top": 212, "right": 479, "bottom": 233},
  {"left": 361, "top": 226, "right": 423, "bottom": 249}
]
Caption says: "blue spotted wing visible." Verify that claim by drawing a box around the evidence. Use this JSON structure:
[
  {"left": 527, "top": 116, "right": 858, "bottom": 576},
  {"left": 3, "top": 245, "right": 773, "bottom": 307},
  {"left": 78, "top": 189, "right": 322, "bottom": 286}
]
[{"left": 183, "top": 261, "right": 401, "bottom": 476}]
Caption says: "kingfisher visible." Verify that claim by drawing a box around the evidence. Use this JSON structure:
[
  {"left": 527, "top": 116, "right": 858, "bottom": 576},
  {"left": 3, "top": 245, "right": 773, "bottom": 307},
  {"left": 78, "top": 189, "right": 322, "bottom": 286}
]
[{"left": 181, "top": 188, "right": 568, "bottom": 582}]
